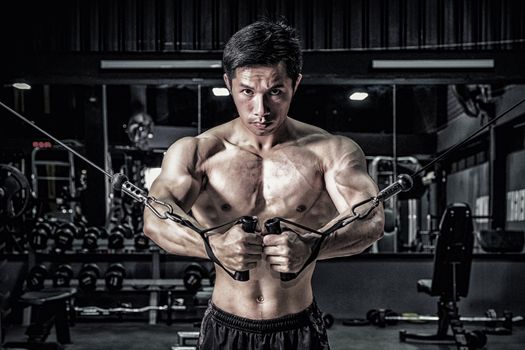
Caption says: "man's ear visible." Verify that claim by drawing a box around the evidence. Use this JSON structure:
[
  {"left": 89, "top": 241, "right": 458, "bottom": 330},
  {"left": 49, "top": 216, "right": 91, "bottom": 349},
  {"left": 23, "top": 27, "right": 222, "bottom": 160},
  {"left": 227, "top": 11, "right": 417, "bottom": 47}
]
[
  {"left": 223, "top": 74, "right": 231, "bottom": 92},
  {"left": 293, "top": 73, "right": 303, "bottom": 94}
]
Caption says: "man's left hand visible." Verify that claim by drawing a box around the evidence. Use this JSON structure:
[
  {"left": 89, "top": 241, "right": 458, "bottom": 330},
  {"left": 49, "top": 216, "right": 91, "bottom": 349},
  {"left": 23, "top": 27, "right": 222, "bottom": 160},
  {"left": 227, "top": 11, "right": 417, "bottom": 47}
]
[{"left": 263, "top": 230, "right": 314, "bottom": 274}]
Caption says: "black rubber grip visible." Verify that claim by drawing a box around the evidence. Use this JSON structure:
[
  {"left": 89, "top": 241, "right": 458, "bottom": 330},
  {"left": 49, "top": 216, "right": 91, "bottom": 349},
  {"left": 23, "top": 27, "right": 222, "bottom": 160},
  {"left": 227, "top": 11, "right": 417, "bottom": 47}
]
[
  {"left": 233, "top": 216, "right": 258, "bottom": 281},
  {"left": 264, "top": 218, "right": 297, "bottom": 282}
]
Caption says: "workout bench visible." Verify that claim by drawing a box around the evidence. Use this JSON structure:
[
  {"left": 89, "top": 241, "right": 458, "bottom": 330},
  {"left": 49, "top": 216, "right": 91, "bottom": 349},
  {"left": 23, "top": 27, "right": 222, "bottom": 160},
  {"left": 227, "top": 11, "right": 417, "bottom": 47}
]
[
  {"left": 399, "top": 203, "right": 487, "bottom": 350},
  {"left": 3, "top": 287, "right": 76, "bottom": 350}
]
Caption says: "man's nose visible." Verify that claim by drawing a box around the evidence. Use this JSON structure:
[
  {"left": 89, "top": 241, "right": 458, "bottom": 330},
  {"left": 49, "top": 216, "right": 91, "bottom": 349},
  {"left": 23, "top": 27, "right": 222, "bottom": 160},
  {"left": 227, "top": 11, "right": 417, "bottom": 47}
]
[{"left": 253, "top": 94, "right": 269, "bottom": 117}]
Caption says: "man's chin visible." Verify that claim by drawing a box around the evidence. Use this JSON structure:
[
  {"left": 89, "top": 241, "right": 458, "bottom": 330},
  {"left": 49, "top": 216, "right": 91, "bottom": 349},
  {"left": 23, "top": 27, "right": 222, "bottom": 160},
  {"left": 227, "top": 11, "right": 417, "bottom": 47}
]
[{"left": 250, "top": 125, "right": 274, "bottom": 135}]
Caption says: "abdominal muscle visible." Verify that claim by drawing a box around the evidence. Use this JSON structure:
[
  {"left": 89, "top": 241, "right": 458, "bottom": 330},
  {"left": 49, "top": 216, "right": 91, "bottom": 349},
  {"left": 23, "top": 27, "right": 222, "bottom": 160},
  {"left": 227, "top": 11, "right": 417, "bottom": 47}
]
[{"left": 211, "top": 256, "right": 316, "bottom": 319}]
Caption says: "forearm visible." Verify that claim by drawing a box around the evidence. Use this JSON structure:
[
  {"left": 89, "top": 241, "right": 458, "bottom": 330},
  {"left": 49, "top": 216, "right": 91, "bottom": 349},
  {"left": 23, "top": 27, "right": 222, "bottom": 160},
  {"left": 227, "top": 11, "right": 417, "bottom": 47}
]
[
  {"left": 143, "top": 205, "right": 209, "bottom": 259},
  {"left": 316, "top": 206, "right": 384, "bottom": 260}
]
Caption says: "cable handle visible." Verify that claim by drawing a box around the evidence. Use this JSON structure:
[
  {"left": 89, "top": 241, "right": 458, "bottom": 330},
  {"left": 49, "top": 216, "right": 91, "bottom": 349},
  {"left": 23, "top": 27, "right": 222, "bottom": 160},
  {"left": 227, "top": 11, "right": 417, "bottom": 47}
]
[
  {"left": 232, "top": 216, "right": 258, "bottom": 281},
  {"left": 264, "top": 218, "right": 297, "bottom": 282}
]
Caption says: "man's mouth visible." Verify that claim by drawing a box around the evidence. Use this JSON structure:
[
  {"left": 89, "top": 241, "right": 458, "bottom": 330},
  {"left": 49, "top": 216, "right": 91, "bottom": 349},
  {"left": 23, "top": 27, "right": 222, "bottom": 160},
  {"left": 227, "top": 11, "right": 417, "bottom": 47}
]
[{"left": 252, "top": 122, "right": 271, "bottom": 130}]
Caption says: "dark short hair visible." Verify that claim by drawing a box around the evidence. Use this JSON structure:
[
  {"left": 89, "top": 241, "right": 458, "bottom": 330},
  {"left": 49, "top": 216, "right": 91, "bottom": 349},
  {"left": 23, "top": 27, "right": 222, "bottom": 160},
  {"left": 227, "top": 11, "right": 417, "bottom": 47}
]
[{"left": 223, "top": 19, "right": 303, "bottom": 87}]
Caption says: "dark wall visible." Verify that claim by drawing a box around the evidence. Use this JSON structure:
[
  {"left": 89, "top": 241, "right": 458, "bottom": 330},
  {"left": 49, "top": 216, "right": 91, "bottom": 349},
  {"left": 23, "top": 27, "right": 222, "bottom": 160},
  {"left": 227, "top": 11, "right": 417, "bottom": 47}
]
[
  {"left": 312, "top": 257, "right": 525, "bottom": 319},
  {"left": 1, "top": 0, "right": 524, "bottom": 53}
]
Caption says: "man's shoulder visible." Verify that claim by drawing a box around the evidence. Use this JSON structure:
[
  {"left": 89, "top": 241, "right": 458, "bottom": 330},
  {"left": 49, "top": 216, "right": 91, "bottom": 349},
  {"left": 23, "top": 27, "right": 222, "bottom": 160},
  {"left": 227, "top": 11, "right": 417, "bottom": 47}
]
[{"left": 290, "top": 119, "right": 359, "bottom": 150}]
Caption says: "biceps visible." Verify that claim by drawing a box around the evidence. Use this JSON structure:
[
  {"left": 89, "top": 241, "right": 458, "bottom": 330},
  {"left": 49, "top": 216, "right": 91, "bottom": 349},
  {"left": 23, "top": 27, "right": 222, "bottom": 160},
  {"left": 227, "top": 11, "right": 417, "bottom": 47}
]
[
  {"left": 149, "top": 172, "right": 202, "bottom": 213},
  {"left": 325, "top": 169, "right": 378, "bottom": 213}
]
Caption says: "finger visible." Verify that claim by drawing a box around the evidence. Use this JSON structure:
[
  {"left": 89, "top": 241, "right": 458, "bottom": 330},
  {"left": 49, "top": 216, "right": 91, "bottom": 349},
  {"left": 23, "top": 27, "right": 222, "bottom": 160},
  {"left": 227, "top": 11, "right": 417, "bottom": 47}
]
[
  {"left": 265, "top": 255, "right": 287, "bottom": 265},
  {"left": 243, "top": 262, "right": 258, "bottom": 270},
  {"left": 270, "top": 264, "right": 288, "bottom": 273},
  {"left": 263, "top": 234, "right": 284, "bottom": 246},
  {"left": 263, "top": 245, "right": 284, "bottom": 256},
  {"left": 245, "top": 244, "right": 263, "bottom": 254},
  {"left": 245, "top": 233, "right": 263, "bottom": 245},
  {"left": 244, "top": 253, "right": 262, "bottom": 263}
]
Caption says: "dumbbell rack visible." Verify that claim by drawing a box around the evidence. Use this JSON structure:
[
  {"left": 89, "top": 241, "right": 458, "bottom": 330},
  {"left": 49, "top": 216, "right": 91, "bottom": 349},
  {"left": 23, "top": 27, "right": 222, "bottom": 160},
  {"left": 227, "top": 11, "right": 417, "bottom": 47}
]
[{"left": 18, "top": 247, "right": 214, "bottom": 325}]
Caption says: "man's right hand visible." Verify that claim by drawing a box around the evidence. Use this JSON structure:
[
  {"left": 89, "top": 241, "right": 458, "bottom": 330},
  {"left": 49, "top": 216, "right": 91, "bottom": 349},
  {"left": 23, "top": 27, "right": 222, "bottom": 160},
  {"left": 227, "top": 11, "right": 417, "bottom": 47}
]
[{"left": 208, "top": 224, "right": 263, "bottom": 272}]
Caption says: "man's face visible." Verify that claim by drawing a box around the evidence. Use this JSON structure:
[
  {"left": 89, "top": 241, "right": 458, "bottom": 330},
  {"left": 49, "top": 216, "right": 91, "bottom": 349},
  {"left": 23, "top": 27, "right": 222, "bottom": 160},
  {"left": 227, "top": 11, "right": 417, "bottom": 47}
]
[{"left": 224, "top": 63, "right": 301, "bottom": 136}]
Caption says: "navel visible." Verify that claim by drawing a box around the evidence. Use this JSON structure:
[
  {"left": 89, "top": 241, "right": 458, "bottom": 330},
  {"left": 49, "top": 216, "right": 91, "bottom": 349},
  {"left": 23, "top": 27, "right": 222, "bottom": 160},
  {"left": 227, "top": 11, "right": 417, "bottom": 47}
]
[
  {"left": 296, "top": 204, "right": 306, "bottom": 213},
  {"left": 221, "top": 203, "right": 232, "bottom": 212},
  {"left": 256, "top": 295, "right": 265, "bottom": 304}
]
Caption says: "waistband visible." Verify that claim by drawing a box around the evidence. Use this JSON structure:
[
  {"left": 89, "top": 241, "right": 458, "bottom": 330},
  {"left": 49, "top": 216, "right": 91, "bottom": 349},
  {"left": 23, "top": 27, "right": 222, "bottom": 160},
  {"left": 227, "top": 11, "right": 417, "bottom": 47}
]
[{"left": 208, "top": 300, "right": 317, "bottom": 333}]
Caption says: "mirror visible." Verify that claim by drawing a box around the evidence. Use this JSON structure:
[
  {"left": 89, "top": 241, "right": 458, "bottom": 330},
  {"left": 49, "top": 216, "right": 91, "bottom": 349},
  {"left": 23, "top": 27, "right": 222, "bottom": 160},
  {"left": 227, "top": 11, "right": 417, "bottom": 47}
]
[{"left": 1, "top": 83, "right": 524, "bottom": 254}]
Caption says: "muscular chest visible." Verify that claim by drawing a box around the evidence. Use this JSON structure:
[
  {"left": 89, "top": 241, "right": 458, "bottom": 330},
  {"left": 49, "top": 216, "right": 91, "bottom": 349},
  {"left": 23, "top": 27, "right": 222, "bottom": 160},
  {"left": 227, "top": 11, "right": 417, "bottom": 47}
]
[{"left": 202, "top": 147, "right": 324, "bottom": 212}]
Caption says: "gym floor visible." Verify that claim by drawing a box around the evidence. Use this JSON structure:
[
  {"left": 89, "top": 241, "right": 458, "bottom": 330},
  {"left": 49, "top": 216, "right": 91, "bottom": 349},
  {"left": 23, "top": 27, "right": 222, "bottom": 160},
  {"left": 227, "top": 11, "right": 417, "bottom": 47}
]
[{"left": 3, "top": 320, "right": 525, "bottom": 349}]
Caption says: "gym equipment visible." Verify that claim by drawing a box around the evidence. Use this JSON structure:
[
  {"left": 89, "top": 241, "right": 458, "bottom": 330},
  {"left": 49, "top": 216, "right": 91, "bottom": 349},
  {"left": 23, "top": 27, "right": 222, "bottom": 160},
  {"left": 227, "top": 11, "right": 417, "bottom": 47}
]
[
  {"left": 183, "top": 263, "right": 206, "bottom": 294},
  {"left": 322, "top": 313, "right": 335, "bottom": 329},
  {"left": 108, "top": 224, "right": 133, "bottom": 249},
  {"left": 478, "top": 229, "right": 524, "bottom": 253},
  {"left": 52, "top": 264, "right": 73, "bottom": 288},
  {"left": 29, "top": 220, "right": 55, "bottom": 250},
  {"left": 30, "top": 145, "right": 78, "bottom": 222},
  {"left": 53, "top": 222, "right": 77, "bottom": 252},
  {"left": 176, "top": 331, "right": 200, "bottom": 346},
  {"left": 264, "top": 218, "right": 298, "bottom": 281},
  {"left": 134, "top": 232, "right": 149, "bottom": 250},
  {"left": 3, "top": 287, "right": 77, "bottom": 350},
  {"left": 399, "top": 203, "right": 487, "bottom": 350},
  {"left": 0, "top": 164, "right": 32, "bottom": 221},
  {"left": 82, "top": 226, "right": 105, "bottom": 251},
  {"left": 104, "top": 263, "right": 126, "bottom": 291},
  {"left": 77, "top": 263, "right": 100, "bottom": 292},
  {"left": 74, "top": 303, "right": 186, "bottom": 316},
  {"left": 366, "top": 308, "right": 522, "bottom": 333},
  {"left": 26, "top": 265, "right": 49, "bottom": 291}
]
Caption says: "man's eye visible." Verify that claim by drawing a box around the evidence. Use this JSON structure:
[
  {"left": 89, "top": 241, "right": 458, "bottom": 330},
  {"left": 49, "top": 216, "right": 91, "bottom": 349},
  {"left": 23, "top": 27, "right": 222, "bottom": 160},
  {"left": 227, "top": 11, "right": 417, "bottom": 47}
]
[
  {"left": 269, "top": 89, "right": 282, "bottom": 96},
  {"left": 242, "top": 89, "right": 254, "bottom": 96}
]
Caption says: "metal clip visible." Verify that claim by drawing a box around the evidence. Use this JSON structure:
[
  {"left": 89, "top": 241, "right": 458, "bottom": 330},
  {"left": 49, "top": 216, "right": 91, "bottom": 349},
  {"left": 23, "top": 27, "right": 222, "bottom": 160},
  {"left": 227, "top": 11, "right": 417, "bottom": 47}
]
[{"left": 144, "top": 196, "right": 176, "bottom": 221}]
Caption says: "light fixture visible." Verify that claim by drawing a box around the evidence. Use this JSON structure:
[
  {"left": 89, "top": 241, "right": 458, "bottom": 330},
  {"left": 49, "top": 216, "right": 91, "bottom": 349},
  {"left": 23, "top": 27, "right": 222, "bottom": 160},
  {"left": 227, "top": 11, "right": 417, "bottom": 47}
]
[
  {"left": 349, "top": 92, "right": 368, "bottom": 101},
  {"left": 100, "top": 60, "right": 222, "bottom": 69},
  {"left": 372, "top": 59, "right": 494, "bottom": 69},
  {"left": 12, "top": 83, "right": 31, "bottom": 90},
  {"left": 212, "top": 87, "right": 230, "bottom": 96}
]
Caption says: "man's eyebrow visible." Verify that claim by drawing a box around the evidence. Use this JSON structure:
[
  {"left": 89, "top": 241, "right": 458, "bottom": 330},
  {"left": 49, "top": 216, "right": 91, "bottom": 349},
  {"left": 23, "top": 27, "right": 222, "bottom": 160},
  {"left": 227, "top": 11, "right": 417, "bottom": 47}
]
[{"left": 238, "top": 83, "right": 285, "bottom": 89}]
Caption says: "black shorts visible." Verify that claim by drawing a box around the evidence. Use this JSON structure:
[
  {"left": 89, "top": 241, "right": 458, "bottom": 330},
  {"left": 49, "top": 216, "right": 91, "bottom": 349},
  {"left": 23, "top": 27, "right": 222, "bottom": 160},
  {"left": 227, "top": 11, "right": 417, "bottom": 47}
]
[{"left": 197, "top": 300, "right": 330, "bottom": 350}]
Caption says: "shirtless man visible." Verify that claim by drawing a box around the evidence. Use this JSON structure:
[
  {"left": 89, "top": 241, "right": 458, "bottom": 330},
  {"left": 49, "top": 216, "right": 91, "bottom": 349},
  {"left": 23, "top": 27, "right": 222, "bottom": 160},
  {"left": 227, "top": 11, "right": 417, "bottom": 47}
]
[{"left": 143, "top": 19, "right": 384, "bottom": 350}]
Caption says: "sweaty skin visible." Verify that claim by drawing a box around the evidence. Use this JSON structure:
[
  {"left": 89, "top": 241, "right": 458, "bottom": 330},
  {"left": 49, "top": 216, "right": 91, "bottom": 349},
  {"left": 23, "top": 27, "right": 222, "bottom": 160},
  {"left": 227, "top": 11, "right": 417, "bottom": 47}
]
[{"left": 143, "top": 63, "right": 384, "bottom": 320}]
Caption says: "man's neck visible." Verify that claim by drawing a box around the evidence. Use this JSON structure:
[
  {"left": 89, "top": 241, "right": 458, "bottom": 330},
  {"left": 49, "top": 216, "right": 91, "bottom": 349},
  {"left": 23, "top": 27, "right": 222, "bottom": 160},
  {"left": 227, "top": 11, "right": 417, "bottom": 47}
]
[{"left": 234, "top": 118, "right": 292, "bottom": 152}]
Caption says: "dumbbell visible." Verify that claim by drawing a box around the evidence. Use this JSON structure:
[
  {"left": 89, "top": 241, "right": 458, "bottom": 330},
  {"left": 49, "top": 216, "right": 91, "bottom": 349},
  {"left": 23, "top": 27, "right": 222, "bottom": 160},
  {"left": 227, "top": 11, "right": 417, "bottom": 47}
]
[
  {"left": 233, "top": 216, "right": 258, "bottom": 281},
  {"left": 54, "top": 222, "right": 77, "bottom": 251},
  {"left": 264, "top": 218, "right": 296, "bottom": 282},
  {"left": 466, "top": 330, "right": 488, "bottom": 349},
  {"left": 108, "top": 224, "right": 133, "bottom": 249},
  {"left": 105, "top": 263, "right": 126, "bottom": 291},
  {"left": 134, "top": 233, "right": 149, "bottom": 250},
  {"left": 74, "top": 219, "right": 87, "bottom": 239},
  {"left": 78, "top": 263, "right": 100, "bottom": 292},
  {"left": 183, "top": 263, "right": 206, "bottom": 294},
  {"left": 82, "top": 227, "right": 106, "bottom": 251},
  {"left": 29, "top": 220, "right": 55, "bottom": 250},
  {"left": 53, "top": 264, "right": 74, "bottom": 287},
  {"left": 26, "top": 264, "right": 49, "bottom": 291},
  {"left": 366, "top": 309, "right": 400, "bottom": 327},
  {"left": 322, "top": 313, "right": 335, "bottom": 329}
]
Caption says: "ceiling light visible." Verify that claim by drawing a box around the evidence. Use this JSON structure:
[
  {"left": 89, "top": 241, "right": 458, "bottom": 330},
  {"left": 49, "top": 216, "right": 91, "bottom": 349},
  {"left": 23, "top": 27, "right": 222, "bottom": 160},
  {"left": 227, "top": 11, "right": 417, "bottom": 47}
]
[
  {"left": 100, "top": 60, "right": 222, "bottom": 69},
  {"left": 212, "top": 87, "right": 230, "bottom": 96},
  {"left": 349, "top": 92, "right": 368, "bottom": 101},
  {"left": 372, "top": 59, "right": 494, "bottom": 69},
  {"left": 12, "top": 83, "right": 31, "bottom": 90}
]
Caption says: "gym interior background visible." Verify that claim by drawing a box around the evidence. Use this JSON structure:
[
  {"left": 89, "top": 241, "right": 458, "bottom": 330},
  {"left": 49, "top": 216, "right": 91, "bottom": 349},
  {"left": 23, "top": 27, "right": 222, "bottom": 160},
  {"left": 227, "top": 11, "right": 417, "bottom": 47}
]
[{"left": 1, "top": 0, "right": 524, "bottom": 349}]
